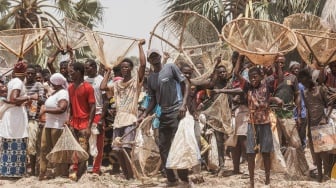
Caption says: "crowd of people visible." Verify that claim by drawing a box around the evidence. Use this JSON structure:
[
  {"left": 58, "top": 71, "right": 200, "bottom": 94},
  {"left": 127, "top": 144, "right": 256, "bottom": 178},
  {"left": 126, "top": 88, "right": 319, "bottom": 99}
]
[{"left": 0, "top": 39, "right": 336, "bottom": 188}]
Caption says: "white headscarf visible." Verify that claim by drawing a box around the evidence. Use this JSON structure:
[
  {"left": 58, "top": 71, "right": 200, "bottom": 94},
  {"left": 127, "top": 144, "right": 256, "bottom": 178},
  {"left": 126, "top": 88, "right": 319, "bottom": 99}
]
[{"left": 50, "top": 73, "right": 68, "bottom": 89}]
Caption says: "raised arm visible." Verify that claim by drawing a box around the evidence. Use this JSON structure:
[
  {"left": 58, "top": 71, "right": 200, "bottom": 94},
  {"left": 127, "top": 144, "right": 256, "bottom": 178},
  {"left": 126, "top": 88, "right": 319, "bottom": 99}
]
[
  {"left": 100, "top": 68, "right": 112, "bottom": 92},
  {"left": 47, "top": 50, "right": 61, "bottom": 74},
  {"left": 137, "top": 39, "right": 146, "bottom": 83},
  {"left": 234, "top": 55, "right": 245, "bottom": 81}
]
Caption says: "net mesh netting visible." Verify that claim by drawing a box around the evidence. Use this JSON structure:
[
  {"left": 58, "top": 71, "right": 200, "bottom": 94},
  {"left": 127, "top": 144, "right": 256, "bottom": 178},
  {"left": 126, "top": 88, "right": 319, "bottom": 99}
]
[
  {"left": 283, "top": 13, "right": 332, "bottom": 31},
  {"left": 0, "top": 28, "right": 48, "bottom": 58},
  {"left": 46, "top": 126, "right": 89, "bottom": 164},
  {"left": 85, "top": 31, "right": 139, "bottom": 68},
  {"left": 294, "top": 29, "right": 336, "bottom": 67},
  {"left": 202, "top": 94, "right": 232, "bottom": 135},
  {"left": 222, "top": 18, "right": 297, "bottom": 66},
  {"left": 132, "top": 115, "right": 161, "bottom": 179},
  {"left": 149, "top": 10, "right": 229, "bottom": 78},
  {"left": 0, "top": 48, "right": 16, "bottom": 68},
  {"left": 47, "top": 18, "right": 90, "bottom": 51}
]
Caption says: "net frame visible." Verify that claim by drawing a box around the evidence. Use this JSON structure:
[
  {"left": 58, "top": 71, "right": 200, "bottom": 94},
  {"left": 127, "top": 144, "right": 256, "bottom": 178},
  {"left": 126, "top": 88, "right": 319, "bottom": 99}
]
[
  {"left": 46, "top": 17, "right": 90, "bottom": 51},
  {"left": 0, "top": 28, "right": 48, "bottom": 59},
  {"left": 222, "top": 18, "right": 298, "bottom": 66},
  {"left": 294, "top": 29, "right": 336, "bottom": 67},
  {"left": 85, "top": 31, "right": 140, "bottom": 68},
  {"left": 148, "top": 10, "right": 225, "bottom": 78}
]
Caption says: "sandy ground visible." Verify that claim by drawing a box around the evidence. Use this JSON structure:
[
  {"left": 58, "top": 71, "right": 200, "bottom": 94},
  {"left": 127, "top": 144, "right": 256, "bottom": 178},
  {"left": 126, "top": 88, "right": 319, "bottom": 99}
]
[{"left": 0, "top": 149, "right": 336, "bottom": 188}]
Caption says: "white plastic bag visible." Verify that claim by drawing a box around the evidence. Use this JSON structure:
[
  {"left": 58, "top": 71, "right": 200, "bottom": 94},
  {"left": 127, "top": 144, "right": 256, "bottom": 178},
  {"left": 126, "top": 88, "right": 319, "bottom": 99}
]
[
  {"left": 207, "top": 132, "right": 219, "bottom": 170},
  {"left": 166, "top": 111, "right": 201, "bottom": 169},
  {"left": 89, "top": 125, "right": 99, "bottom": 157}
]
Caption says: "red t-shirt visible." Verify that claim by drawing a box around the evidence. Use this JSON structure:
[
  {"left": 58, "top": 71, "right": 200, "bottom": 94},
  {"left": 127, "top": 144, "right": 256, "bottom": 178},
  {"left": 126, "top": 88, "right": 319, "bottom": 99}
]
[{"left": 68, "top": 82, "right": 96, "bottom": 130}]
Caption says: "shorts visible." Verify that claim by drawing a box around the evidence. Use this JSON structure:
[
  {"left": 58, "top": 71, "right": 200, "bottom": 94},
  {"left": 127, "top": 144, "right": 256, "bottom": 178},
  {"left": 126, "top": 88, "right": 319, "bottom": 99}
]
[
  {"left": 112, "top": 124, "right": 135, "bottom": 150},
  {"left": 246, "top": 123, "right": 273, "bottom": 154}
]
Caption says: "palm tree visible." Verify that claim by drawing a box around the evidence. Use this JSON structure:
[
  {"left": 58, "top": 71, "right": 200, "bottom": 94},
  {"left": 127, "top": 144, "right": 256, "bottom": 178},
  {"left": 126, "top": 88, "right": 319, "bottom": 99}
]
[
  {"left": 162, "top": 0, "right": 248, "bottom": 32},
  {"left": 0, "top": 0, "right": 104, "bottom": 30},
  {"left": 163, "top": 0, "right": 328, "bottom": 31},
  {"left": 253, "top": 0, "right": 326, "bottom": 22},
  {"left": 0, "top": 0, "right": 104, "bottom": 65}
]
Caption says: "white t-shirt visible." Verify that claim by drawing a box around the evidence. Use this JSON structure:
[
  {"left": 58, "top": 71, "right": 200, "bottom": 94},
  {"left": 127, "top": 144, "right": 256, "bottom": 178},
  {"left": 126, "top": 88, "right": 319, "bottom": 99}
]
[
  {"left": 85, "top": 75, "right": 104, "bottom": 114},
  {"left": 45, "top": 89, "right": 69, "bottom": 129},
  {"left": 0, "top": 78, "right": 28, "bottom": 138}
]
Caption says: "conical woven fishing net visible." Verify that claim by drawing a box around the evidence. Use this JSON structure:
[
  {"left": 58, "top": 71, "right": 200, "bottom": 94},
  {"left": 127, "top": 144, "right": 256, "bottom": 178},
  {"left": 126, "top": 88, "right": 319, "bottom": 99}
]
[
  {"left": 46, "top": 126, "right": 89, "bottom": 164},
  {"left": 294, "top": 29, "right": 336, "bottom": 67},
  {"left": 222, "top": 18, "right": 297, "bottom": 66},
  {"left": 47, "top": 18, "right": 90, "bottom": 51},
  {"left": 132, "top": 114, "right": 161, "bottom": 179},
  {"left": 149, "top": 10, "right": 224, "bottom": 78},
  {"left": 0, "top": 28, "right": 48, "bottom": 58},
  {"left": 202, "top": 94, "right": 233, "bottom": 135},
  {"left": 0, "top": 48, "right": 16, "bottom": 68},
  {"left": 283, "top": 13, "right": 331, "bottom": 31},
  {"left": 85, "top": 31, "right": 139, "bottom": 68}
]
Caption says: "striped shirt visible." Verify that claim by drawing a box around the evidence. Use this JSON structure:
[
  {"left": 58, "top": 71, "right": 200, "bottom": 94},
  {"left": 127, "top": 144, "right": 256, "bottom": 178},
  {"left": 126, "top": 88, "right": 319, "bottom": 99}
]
[{"left": 26, "top": 81, "right": 45, "bottom": 120}]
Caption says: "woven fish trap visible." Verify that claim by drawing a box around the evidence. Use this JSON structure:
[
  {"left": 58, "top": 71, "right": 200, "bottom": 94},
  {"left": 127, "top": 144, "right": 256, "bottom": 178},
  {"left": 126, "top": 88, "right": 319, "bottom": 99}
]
[
  {"left": 222, "top": 18, "right": 297, "bottom": 66},
  {"left": 294, "top": 29, "right": 336, "bottom": 67},
  {"left": 149, "top": 10, "right": 228, "bottom": 79},
  {"left": 283, "top": 13, "right": 332, "bottom": 31},
  {"left": 0, "top": 28, "right": 48, "bottom": 59},
  {"left": 46, "top": 126, "right": 89, "bottom": 164}
]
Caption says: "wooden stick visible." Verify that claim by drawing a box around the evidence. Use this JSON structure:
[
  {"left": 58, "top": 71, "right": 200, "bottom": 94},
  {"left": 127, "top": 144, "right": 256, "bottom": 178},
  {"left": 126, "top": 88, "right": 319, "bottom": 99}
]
[
  {"left": 266, "top": 30, "right": 287, "bottom": 52},
  {"left": 302, "top": 35, "right": 320, "bottom": 65},
  {"left": 235, "top": 22, "right": 248, "bottom": 49},
  {"left": 149, "top": 32, "right": 179, "bottom": 51}
]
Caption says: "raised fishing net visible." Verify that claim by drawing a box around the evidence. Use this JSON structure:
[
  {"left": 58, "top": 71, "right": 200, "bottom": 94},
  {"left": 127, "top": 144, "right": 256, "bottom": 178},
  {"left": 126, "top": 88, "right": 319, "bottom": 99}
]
[
  {"left": 46, "top": 126, "right": 89, "bottom": 164},
  {"left": 149, "top": 10, "right": 230, "bottom": 79},
  {"left": 293, "top": 29, "right": 336, "bottom": 68},
  {"left": 47, "top": 17, "right": 90, "bottom": 51},
  {"left": 131, "top": 114, "right": 161, "bottom": 180},
  {"left": 0, "top": 28, "right": 48, "bottom": 59},
  {"left": 283, "top": 13, "right": 331, "bottom": 31},
  {"left": 222, "top": 18, "right": 297, "bottom": 66},
  {"left": 85, "top": 31, "right": 139, "bottom": 68}
]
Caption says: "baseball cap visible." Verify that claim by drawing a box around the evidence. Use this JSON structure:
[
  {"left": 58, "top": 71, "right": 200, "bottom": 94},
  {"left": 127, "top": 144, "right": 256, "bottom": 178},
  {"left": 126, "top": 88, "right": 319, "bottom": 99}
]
[{"left": 147, "top": 48, "right": 161, "bottom": 57}]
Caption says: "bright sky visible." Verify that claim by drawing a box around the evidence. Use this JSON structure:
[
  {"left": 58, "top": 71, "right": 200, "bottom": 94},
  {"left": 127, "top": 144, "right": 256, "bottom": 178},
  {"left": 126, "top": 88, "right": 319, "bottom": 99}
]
[{"left": 96, "top": 0, "right": 166, "bottom": 50}]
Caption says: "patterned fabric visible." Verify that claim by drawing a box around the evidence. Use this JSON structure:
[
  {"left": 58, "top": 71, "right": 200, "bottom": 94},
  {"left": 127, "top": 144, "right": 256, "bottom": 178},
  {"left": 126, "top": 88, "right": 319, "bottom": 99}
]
[
  {"left": 242, "top": 79, "right": 271, "bottom": 125},
  {"left": 0, "top": 138, "right": 27, "bottom": 177},
  {"left": 113, "top": 76, "right": 141, "bottom": 128}
]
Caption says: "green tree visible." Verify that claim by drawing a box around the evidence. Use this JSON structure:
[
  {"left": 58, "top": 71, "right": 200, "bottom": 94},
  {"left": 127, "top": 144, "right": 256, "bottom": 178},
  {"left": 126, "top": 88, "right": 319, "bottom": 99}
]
[
  {"left": 0, "top": 0, "right": 104, "bottom": 65},
  {"left": 162, "top": 0, "right": 248, "bottom": 32},
  {"left": 0, "top": 0, "right": 104, "bottom": 30},
  {"left": 253, "top": 0, "right": 326, "bottom": 22}
]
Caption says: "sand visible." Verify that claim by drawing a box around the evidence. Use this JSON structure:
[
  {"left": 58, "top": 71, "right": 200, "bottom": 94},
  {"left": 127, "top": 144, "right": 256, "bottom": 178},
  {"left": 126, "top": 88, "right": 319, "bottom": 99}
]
[{"left": 0, "top": 149, "right": 336, "bottom": 188}]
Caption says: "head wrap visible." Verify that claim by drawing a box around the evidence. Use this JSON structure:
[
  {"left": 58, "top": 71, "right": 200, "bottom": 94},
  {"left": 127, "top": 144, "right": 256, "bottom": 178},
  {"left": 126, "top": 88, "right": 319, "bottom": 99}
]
[
  {"left": 14, "top": 61, "right": 27, "bottom": 74},
  {"left": 289, "top": 61, "right": 300, "bottom": 70},
  {"left": 50, "top": 73, "right": 68, "bottom": 89}
]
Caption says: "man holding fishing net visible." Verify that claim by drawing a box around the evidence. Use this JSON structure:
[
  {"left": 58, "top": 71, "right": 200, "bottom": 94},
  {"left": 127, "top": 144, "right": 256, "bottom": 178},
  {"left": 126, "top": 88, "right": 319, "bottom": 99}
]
[{"left": 100, "top": 39, "right": 146, "bottom": 180}]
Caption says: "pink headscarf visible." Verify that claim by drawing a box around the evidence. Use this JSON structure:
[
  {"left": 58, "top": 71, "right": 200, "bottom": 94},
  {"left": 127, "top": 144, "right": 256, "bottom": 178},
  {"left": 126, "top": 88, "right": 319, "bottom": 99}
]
[{"left": 50, "top": 73, "right": 68, "bottom": 89}]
